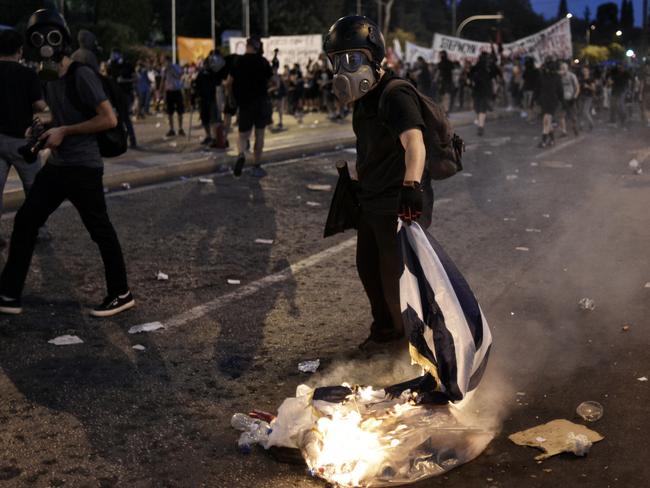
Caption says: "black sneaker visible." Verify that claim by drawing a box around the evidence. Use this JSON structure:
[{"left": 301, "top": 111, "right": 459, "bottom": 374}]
[
  {"left": 90, "top": 292, "right": 135, "bottom": 318},
  {"left": 0, "top": 296, "right": 22, "bottom": 315},
  {"left": 358, "top": 329, "right": 404, "bottom": 352},
  {"left": 233, "top": 154, "right": 246, "bottom": 177},
  {"left": 166, "top": 129, "right": 176, "bottom": 137},
  {"left": 179, "top": 129, "right": 186, "bottom": 137}
]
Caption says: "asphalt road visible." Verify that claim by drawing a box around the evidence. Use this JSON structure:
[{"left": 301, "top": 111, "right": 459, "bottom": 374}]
[{"left": 0, "top": 117, "right": 648, "bottom": 488}]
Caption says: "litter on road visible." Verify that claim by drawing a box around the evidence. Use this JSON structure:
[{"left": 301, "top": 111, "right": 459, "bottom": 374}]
[
  {"left": 227, "top": 279, "right": 241, "bottom": 285},
  {"left": 156, "top": 271, "right": 169, "bottom": 281},
  {"left": 525, "top": 228, "right": 542, "bottom": 233},
  {"left": 306, "top": 184, "right": 332, "bottom": 191},
  {"left": 622, "top": 324, "right": 631, "bottom": 332},
  {"left": 578, "top": 298, "right": 596, "bottom": 311},
  {"left": 306, "top": 201, "right": 321, "bottom": 207},
  {"left": 638, "top": 377, "right": 648, "bottom": 382},
  {"left": 542, "top": 213, "right": 551, "bottom": 218},
  {"left": 121, "top": 182, "right": 131, "bottom": 190},
  {"left": 515, "top": 246, "right": 530, "bottom": 252},
  {"left": 254, "top": 238, "right": 274, "bottom": 244},
  {"left": 198, "top": 177, "right": 213, "bottom": 184},
  {"left": 576, "top": 401, "right": 604, "bottom": 422},
  {"left": 48, "top": 335, "right": 84, "bottom": 346},
  {"left": 644, "top": 282, "right": 650, "bottom": 288},
  {"left": 132, "top": 344, "right": 146, "bottom": 351},
  {"left": 509, "top": 419, "right": 603, "bottom": 460},
  {"left": 128, "top": 321, "right": 165, "bottom": 334},
  {"left": 506, "top": 174, "right": 518, "bottom": 181},
  {"left": 297, "top": 359, "right": 320, "bottom": 373}
]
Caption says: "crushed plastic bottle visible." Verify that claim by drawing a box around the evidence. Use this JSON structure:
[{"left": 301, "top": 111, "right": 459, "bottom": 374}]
[
  {"left": 576, "top": 401, "right": 604, "bottom": 422},
  {"left": 231, "top": 412, "right": 259, "bottom": 431},
  {"left": 578, "top": 298, "right": 596, "bottom": 311},
  {"left": 231, "top": 413, "right": 272, "bottom": 453}
]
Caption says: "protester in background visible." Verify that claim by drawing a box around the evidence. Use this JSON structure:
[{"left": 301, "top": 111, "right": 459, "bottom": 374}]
[
  {"left": 521, "top": 57, "right": 538, "bottom": 120},
  {"left": 135, "top": 60, "right": 152, "bottom": 119},
  {"left": 469, "top": 52, "right": 496, "bottom": 136},
  {"left": 414, "top": 56, "right": 433, "bottom": 98},
  {"left": 437, "top": 50, "right": 453, "bottom": 112},
  {"left": 229, "top": 37, "right": 273, "bottom": 177},
  {"left": 608, "top": 63, "right": 630, "bottom": 129},
  {"left": 0, "top": 9, "right": 133, "bottom": 317},
  {"left": 160, "top": 55, "right": 185, "bottom": 137},
  {"left": 578, "top": 65, "right": 595, "bottom": 131},
  {"left": 269, "top": 65, "right": 287, "bottom": 130},
  {"left": 71, "top": 29, "right": 99, "bottom": 72},
  {"left": 535, "top": 58, "right": 563, "bottom": 148},
  {"left": 0, "top": 28, "right": 48, "bottom": 249},
  {"left": 640, "top": 61, "right": 650, "bottom": 127},
  {"left": 221, "top": 52, "right": 238, "bottom": 147},
  {"left": 558, "top": 62, "right": 580, "bottom": 137},
  {"left": 116, "top": 52, "right": 138, "bottom": 147}
]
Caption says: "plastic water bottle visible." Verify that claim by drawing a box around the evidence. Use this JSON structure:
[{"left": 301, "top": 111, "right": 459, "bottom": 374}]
[
  {"left": 238, "top": 431, "right": 255, "bottom": 454},
  {"left": 231, "top": 413, "right": 259, "bottom": 431}
]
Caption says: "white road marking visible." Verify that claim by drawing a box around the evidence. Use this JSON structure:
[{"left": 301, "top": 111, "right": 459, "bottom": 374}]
[
  {"left": 535, "top": 135, "right": 584, "bottom": 157},
  {"left": 135, "top": 236, "right": 357, "bottom": 331}
]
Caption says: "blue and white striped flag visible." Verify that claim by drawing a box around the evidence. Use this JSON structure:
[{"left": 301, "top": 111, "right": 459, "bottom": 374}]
[{"left": 396, "top": 221, "right": 492, "bottom": 403}]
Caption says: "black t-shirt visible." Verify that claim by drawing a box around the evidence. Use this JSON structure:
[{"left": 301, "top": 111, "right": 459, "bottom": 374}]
[
  {"left": 0, "top": 61, "right": 43, "bottom": 138},
  {"left": 231, "top": 53, "right": 272, "bottom": 106},
  {"left": 353, "top": 71, "right": 425, "bottom": 215}
]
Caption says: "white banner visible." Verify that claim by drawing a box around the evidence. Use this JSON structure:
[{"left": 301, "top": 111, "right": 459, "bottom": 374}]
[
  {"left": 229, "top": 34, "right": 323, "bottom": 69},
  {"left": 426, "top": 18, "right": 572, "bottom": 64},
  {"left": 404, "top": 40, "right": 436, "bottom": 64}
]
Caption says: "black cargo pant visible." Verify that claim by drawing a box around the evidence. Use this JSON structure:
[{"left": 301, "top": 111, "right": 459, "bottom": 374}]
[
  {"left": 356, "top": 175, "right": 433, "bottom": 338},
  {"left": 0, "top": 164, "right": 129, "bottom": 299}
]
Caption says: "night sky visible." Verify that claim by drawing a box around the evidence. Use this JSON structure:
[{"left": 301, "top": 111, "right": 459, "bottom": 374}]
[{"left": 531, "top": 0, "right": 645, "bottom": 26}]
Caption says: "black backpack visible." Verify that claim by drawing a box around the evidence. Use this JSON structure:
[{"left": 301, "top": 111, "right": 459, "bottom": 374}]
[
  {"left": 64, "top": 61, "right": 129, "bottom": 158},
  {"left": 379, "top": 78, "right": 464, "bottom": 180}
]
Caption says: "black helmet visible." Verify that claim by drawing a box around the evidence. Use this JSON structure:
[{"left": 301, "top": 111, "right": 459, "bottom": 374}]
[
  {"left": 324, "top": 16, "right": 385, "bottom": 67},
  {"left": 26, "top": 9, "right": 71, "bottom": 47}
]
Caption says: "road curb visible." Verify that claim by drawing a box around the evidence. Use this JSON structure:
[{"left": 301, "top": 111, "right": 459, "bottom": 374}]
[{"left": 2, "top": 111, "right": 514, "bottom": 211}]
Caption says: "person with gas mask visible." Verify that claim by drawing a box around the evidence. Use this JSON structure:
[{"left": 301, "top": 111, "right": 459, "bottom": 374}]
[
  {"left": 324, "top": 15, "right": 428, "bottom": 350},
  {"left": 0, "top": 28, "right": 49, "bottom": 249},
  {"left": 0, "top": 9, "right": 134, "bottom": 317}
]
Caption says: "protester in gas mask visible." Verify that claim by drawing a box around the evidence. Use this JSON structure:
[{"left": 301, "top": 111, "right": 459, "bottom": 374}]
[
  {"left": 324, "top": 15, "right": 428, "bottom": 350},
  {"left": 0, "top": 9, "right": 134, "bottom": 317}
]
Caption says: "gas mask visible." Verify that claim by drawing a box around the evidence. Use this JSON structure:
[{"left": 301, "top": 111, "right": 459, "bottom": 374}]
[
  {"left": 330, "top": 51, "right": 378, "bottom": 104},
  {"left": 28, "top": 26, "right": 68, "bottom": 81}
]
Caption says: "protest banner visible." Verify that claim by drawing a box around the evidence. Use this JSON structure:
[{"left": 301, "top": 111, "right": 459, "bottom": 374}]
[
  {"left": 229, "top": 35, "right": 323, "bottom": 69},
  {"left": 427, "top": 18, "right": 572, "bottom": 64},
  {"left": 177, "top": 36, "right": 214, "bottom": 65},
  {"left": 404, "top": 40, "right": 436, "bottom": 64}
]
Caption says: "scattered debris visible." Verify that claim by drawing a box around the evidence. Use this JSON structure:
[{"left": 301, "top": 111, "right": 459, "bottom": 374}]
[
  {"left": 121, "top": 182, "right": 131, "bottom": 190},
  {"left": 155, "top": 122, "right": 161, "bottom": 128},
  {"left": 638, "top": 377, "right": 648, "bottom": 382},
  {"left": 227, "top": 279, "right": 241, "bottom": 285},
  {"left": 525, "top": 228, "right": 542, "bottom": 233},
  {"left": 132, "top": 344, "right": 146, "bottom": 351},
  {"left": 535, "top": 436, "right": 546, "bottom": 443},
  {"left": 542, "top": 213, "right": 551, "bottom": 218},
  {"left": 644, "top": 282, "right": 650, "bottom": 289},
  {"left": 48, "top": 335, "right": 84, "bottom": 346},
  {"left": 484, "top": 151, "right": 493, "bottom": 155},
  {"left": 576, "top": 401, "right": 604, "bottom": 422},
  {"left": 169, "top": 142, "right": 178, "bottom": 148},
  {"left": 128, "top": 321, "right": 165, "bottom": 334},
  {"left": 509, "top": 419, "right": 603, "bottom": 460},
  {"left": 297, "top": 359, "right": 320, "bottom": 373},
  {"left": 515, "top": 247, "right": 530, "bottom": 252},
  {"left": 516, "top": 392, "right": 526, "bottom": 396},
  {"left": 578, "top": 298, "right": 596, "bottom": 311},
  {"left": 506, "top": 174, "right": 518, "bottom": 181},
  {"left": 198, "top": 177, "right": 213, "bottom": 184},
  {"left": 156, "top": 271, "right": 169, "bottom": 281},
  {"left": 628, "top": 159, "right": 643, "bottom": 175},
  {"left": 343, "top": 148, "right": 357, "bottom": 154},
  {"left": 541, "top": 161, "right": 573, "bottom": 169},
  {"left": 307, "top": 184, "right": 332, "bottom": 191},
  {"left": 462, "top": 172, "right": 473, "bottom": 177},
  {"left": 530, "top": 162, "right": 539, "bottom": 166},
  {"left": 306, "top": 201, "right": 321, "bottom": 207},
  {"left": 254, "top": 238, "right": 274, "bottom": 245},
  {"left": 621, "top": 324, "right": 631, "bottom": 332},
  {"left": 503, "top": 217, "right": 517, "bottom": 222}
]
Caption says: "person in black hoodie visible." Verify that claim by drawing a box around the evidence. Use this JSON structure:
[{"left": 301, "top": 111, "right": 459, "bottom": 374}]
[
  {"left": 324, "top": 16, "right": 428, "bottom": 350},
  {"left": 535, "top": 58, "right": 563, "bottom": 148}
]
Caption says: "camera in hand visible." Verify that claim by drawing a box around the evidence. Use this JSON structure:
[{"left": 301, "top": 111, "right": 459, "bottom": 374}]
[{"left": 18, "top": 118, "right": 48, "bottom": 164}]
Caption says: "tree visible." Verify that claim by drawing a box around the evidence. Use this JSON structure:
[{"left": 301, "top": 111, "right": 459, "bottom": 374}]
[
  {"left": 620, "top": 0, "right": 634, "bottom": 40},
  {"left": 594, "top": 2, "right": 619, "bottom": 44},
  {"left": 584, "top": 5, "right": 591, "bottom": 25},
  {"left": 557, "top": 0, "right": 568, "bottom": 20}
]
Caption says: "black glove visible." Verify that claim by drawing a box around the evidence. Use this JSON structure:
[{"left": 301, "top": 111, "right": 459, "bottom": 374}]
[{"left": 398, "top": 182, "right": 423, "bottom": 224}]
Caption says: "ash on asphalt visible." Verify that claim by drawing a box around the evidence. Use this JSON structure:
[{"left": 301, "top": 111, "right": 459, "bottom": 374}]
[{"left": 0, "top": 118, "right": 648, "bottom": 487}]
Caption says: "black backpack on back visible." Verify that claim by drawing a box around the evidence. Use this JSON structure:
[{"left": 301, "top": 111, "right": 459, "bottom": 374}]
[
  {"left": 379, "top": 78, "right": 464, "bottom": 180},
  {"left": 64, "top": 61, "right": 129, "bottom": 158}
]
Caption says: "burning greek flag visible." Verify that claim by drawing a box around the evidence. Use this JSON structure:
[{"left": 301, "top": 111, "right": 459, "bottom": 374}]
[{"left": 393, "top": 221, "right": 492, "bottom": 403}]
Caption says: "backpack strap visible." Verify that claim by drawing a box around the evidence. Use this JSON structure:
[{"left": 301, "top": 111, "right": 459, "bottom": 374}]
[
  {"left": 378, "top": 78, "right": 417, "bottom": 119},
  {"left": 64, "top": 61, "right": 96, "bottom": 119}
]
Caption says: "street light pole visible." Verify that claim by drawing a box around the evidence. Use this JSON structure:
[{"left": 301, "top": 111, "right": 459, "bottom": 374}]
[
  {"left": 172, "top": 0, "right": 177, "bottom": 64},
  {"left": 243, "top": 0, "right": 251, "bottom": 38},
  {"left": 263, "top": 0, "right": 269, "bottom": 37},
  {"left": 456, "top": 13, "right": 504, "bottom": 38},
  {"left": 210, "top": 0, "right": 216, "bottom": 48},
  {"left": 451, "top": 0, "right": 457, "bottom": 36},
  {"left": 377, "top": 0, "right": 383, "bottom": 32},
  {"left": 357, "top": 0, "right": 362, "bottom": 16}
]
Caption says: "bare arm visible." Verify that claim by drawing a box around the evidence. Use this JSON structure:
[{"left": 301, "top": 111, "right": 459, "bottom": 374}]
[{"left": 399, "top": 128, "right": 426, "bottom": 183}]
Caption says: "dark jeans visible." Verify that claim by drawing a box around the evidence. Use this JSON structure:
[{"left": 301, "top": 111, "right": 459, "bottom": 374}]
[
  {"left": 0, "top": 164, "right": 129, "bottom": 299},
  {"left": 356, "top": 210, "right": 403, "bottom": 338}
]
